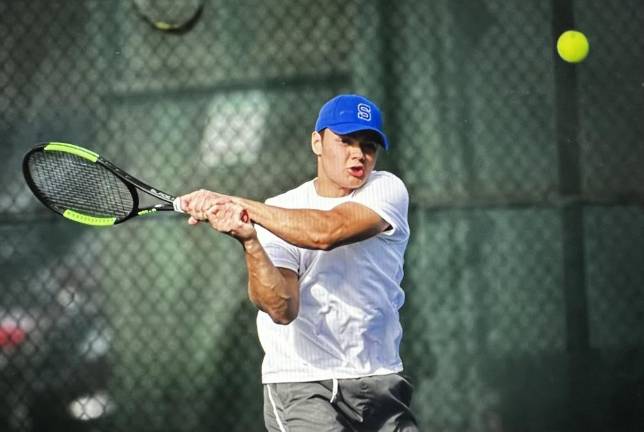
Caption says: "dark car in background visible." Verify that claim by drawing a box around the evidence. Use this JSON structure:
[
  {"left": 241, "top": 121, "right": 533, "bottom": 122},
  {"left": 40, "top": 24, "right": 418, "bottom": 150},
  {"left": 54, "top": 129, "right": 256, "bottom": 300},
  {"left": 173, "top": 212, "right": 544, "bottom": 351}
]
[{"left": 0, "top": 279, "right": 114, "bottom": 432}]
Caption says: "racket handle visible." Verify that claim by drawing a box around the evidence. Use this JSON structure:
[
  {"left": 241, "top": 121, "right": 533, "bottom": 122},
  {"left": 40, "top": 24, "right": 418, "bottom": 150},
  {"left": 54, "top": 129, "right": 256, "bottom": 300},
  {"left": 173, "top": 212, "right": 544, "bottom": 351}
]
[{"left": 172, "top": 197, "right": 184, "bottom": 213}]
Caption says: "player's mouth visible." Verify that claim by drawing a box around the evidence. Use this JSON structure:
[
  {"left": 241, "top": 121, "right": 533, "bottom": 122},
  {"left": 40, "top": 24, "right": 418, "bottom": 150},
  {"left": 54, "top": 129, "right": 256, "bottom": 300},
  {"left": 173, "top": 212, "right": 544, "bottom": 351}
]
[{"left": 348, "top": 166, "right": 365, "bottom": 178}]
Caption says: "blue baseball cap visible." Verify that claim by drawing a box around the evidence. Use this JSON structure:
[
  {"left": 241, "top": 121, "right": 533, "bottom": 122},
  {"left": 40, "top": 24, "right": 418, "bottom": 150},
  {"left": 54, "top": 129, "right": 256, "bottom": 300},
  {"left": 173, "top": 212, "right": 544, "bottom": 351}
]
[{"left": 315, "top": 94, "right": 389, "bottom": 150}]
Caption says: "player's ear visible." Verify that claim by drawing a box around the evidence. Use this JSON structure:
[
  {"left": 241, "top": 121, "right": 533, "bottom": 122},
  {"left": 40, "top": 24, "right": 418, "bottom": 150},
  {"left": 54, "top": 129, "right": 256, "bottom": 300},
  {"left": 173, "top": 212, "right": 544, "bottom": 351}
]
[{"left": 311, "top": 131, "right": 323, "bottom": 156}]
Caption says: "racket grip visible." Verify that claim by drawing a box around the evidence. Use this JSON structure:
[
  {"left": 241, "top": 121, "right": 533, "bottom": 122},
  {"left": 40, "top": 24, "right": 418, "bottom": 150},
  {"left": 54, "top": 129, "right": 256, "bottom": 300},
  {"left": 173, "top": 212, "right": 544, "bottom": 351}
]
[{"left": 172, "top": 198, "right": 184, "bottom": 213}]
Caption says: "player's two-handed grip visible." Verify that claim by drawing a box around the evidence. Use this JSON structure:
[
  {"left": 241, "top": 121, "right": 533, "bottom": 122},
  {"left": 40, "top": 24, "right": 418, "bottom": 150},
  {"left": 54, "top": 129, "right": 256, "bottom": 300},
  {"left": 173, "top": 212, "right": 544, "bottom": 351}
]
[{"left": 177, "top": 190, "right": 251, "bottom": 233}]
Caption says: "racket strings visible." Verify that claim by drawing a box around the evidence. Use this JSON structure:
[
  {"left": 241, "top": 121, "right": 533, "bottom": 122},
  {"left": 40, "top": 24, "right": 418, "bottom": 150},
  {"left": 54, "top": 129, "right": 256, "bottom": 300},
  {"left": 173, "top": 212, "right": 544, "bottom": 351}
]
[{"left": 27, "top": 151, "right": 135, "bottom": 219}]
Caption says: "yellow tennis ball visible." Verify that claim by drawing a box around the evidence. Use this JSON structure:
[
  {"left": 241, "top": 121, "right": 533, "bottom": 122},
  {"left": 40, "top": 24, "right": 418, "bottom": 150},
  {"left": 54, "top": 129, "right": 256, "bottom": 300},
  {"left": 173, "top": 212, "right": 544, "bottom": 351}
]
[{"left": 557, "top": 30, "right": 590, "bottom": 63}]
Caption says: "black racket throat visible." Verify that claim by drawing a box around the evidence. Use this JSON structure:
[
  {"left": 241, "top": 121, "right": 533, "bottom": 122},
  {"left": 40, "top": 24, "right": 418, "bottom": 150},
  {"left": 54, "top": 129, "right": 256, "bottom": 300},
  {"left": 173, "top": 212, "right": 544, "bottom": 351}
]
[{"left": 23, "top": 142, "right": 179, "bottom": 227}]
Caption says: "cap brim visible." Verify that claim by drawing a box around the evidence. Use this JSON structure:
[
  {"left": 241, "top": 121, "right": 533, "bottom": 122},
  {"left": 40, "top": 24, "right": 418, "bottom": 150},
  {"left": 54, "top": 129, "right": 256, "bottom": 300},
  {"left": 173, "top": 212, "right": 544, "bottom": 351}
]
[{"left": 326, "top": 124, "right": 389, "bottom": 150}]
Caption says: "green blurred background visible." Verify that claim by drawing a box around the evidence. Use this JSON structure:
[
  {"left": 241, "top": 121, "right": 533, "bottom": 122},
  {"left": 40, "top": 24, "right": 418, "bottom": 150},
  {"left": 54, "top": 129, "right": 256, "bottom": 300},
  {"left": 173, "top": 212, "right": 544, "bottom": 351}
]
[{"left": 1, "top": 0, "right": 643, "bottom": 431}]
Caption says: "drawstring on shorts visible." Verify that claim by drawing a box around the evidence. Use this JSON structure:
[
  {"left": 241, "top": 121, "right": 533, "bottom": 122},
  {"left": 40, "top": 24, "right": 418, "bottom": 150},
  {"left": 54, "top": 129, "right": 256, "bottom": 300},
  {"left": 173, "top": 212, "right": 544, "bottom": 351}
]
[{"left": 329, "top": 378, "right": 339, "bottom": 403}]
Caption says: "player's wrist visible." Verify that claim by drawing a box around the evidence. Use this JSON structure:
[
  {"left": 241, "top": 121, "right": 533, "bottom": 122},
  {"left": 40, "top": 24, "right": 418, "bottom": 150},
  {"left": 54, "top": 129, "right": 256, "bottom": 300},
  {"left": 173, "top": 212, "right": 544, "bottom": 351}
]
[{"left": 241, "top": 236, "right": 262, "bottom": 253}]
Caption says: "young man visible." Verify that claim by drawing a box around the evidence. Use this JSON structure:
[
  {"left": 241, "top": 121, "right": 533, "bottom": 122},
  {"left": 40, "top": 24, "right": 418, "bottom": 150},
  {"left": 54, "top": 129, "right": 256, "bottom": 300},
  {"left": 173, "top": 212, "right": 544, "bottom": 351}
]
[{"left": 179, "top": 94, "right": 418, "bottom": 431}]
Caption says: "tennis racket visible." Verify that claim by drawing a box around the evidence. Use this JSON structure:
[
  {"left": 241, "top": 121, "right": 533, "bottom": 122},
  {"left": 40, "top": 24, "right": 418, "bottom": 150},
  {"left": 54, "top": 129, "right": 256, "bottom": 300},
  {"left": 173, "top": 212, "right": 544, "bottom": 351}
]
[{"left": 22, "top": 142, "right": 184, "bottom": 227}]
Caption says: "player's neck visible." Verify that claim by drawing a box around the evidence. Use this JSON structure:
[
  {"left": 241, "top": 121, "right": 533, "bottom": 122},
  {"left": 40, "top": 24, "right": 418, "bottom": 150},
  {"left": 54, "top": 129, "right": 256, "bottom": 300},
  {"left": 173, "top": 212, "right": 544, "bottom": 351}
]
[{"left": 313, "top": 177, "right": 352, "bottom": 198}]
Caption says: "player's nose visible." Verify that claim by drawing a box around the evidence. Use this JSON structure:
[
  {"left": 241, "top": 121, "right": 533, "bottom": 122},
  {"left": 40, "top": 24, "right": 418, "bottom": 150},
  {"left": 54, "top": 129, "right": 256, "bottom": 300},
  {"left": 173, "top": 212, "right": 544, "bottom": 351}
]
[{"left": 348, "top": 143, "right": 365, "bottom": 160}]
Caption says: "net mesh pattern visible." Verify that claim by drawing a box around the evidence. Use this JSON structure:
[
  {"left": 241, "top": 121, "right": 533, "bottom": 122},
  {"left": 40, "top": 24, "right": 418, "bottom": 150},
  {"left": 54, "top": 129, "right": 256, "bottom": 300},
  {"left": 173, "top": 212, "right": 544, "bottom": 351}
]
[{"left": 0, "top": 0, "right": 643, "bottom": 431}]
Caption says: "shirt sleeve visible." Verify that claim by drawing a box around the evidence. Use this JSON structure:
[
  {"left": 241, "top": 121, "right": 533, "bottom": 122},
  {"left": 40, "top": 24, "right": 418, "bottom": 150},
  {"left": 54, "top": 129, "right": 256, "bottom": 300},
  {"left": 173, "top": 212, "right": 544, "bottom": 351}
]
[
  {"left": 255, "top": 200, "right": 300, "bottom": 273},
  {"left": 350, "top": 172, "right": 410, "bottom": 240}
]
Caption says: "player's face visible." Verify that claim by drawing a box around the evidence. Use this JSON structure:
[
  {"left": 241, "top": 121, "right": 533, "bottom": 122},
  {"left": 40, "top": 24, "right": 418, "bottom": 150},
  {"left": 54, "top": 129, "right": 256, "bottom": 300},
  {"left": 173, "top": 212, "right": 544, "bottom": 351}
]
[{"left": 312, "top": 129, "right": 380, "bottom": 197}]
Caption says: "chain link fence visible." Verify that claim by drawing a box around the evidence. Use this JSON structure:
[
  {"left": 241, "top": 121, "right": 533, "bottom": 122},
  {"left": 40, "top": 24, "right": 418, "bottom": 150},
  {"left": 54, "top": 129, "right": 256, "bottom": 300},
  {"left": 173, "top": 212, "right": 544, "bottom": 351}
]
[{"left": 1, "top": 0, "right": 643, "bottom": 431}]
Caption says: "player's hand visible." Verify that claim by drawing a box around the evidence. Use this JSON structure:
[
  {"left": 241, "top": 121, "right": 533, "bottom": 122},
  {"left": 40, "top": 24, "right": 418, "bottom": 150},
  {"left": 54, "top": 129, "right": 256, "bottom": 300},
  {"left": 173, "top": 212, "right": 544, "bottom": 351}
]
[
  {"left": 206, "top": 201, "right": 255, "bottom": 241},
  {"left": 178, "top": 189, "right": 232, "bottom": 224}
]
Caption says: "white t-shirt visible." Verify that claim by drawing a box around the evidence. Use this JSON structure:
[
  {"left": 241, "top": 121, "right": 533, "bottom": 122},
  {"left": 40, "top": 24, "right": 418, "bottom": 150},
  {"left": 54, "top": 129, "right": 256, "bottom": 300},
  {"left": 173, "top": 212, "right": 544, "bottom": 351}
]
[{"left": 255, "top": 171, "right": 410, "bottom": 383}]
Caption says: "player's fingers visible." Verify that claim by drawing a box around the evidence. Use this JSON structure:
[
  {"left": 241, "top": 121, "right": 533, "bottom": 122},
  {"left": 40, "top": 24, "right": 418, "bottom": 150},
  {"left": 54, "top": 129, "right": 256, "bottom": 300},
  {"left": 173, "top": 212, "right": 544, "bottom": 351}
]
[
  {"left": 177, "top": 194, "right": 193, "bottom": 212},
  {"left": 191, "top": 193, "right": 205, "bottom": 211},
  {"left": 220, "top": 206, "right": 244, "bottom": 230},
  {"left": 216, "top": 206, "right": 231, "bottom": 225},
  {"left": 221, "top": 203, "right": 248, "bottom": 225},
  {"left": 180, "top": 192, "right": 204, "bottom": 213},
  {"left": 206, "top": 205, "right": 227, "bottom": 224},
  {"left": 188, "top": 216, "right": 199, "bottom": 225},
  {"left": 200, "top": 192, "right": 228, "bottom": 213},
  {"left": 211, "top": 196, "right": 233, "bottom": 206},
  {"left": 230, "top": 205, "right": 245, "bottom": 224},
  {"left": 210, "top": 201, "right": 227, "bottom": 210},
  {"left": 179, "top": 189, "right": 216, "bottom": 211},
  {"left": 207, "top": 203, "right": 227, "bottom": 218}
]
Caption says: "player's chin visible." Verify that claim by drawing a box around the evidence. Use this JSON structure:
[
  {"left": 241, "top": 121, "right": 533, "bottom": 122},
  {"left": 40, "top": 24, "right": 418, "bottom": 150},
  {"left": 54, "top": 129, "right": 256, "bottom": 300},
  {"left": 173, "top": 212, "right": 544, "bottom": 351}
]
[{"left": 345, "top": 174, "right": 368, "bottom": 189}]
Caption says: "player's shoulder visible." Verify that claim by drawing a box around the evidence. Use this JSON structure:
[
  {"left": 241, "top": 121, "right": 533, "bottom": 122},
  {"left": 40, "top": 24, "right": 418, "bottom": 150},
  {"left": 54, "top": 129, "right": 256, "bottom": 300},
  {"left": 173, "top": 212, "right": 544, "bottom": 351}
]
[
  {"left": 363, "top": 170, "right": 408, "bottom": 193},
  {"left": 265, "top": 179, "right": 313, "bottom": 206},
  {"left": 368, "top": 170, "right": 405, "bottom": 184}
]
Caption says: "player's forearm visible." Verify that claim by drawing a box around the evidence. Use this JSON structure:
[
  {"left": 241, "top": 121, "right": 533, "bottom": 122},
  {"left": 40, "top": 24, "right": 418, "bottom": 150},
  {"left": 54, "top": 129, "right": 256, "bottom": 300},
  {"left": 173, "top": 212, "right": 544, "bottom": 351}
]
[
  {"left": 243, "top": 238, "right": 298, "bottom": 324},
  {"left": 236, "top": 198, "right": 339, "bottom": 250}
]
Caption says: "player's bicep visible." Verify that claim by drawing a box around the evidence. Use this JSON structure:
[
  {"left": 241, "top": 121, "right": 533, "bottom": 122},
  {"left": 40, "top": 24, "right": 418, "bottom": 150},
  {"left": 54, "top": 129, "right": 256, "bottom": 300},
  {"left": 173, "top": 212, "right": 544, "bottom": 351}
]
[{"left": 327, "top": 202, "right": 390, "bottom": 248}]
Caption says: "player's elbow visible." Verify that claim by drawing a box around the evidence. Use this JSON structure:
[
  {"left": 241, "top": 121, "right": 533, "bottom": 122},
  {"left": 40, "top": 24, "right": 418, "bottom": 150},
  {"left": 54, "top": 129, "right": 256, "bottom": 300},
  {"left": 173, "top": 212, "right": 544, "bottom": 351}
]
[
  {"left": 251, "top": 300, "right": 298, "bottom": 325},
  {"left": 311, "top": 224, "right": 344, "bottom": 251},
  {"left": 319, "top": 235, "right": 346, "bottom": 251},
  {"left": 312, "top": 238, "right": 335, "bottom": 251},
  {"left": 270, "top": 308, "right": 298, "bottom": 325},
  {"left": 262, "top": 294, "right": 299, "bottom": 325},
  {"left": 308, "top": 230, "right": 333, "bottom": 251},
  {"left": 271, "top": 315, "right": 295, "bottom": 325}
]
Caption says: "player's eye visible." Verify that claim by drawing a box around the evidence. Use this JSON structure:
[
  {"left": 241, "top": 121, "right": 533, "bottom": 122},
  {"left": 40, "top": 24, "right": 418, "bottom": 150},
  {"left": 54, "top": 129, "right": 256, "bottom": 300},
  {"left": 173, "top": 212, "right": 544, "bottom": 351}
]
[{"left": 362, "top": 142, "right": 378, "bottom": 153}]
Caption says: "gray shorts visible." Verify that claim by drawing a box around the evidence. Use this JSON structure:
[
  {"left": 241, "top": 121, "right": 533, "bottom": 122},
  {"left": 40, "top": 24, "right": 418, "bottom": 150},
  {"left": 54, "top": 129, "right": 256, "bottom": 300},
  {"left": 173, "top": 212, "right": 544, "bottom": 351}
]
[{"left": 263, "top": 373, "right": 418, "bottom": 432}]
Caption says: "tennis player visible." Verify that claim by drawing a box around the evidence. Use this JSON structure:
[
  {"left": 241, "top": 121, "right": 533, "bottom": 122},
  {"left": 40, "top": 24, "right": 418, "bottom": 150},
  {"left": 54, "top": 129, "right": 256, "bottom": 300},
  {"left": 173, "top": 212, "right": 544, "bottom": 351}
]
[{"left": 179, "top": 94, "right": 418, "bottom": 431}]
